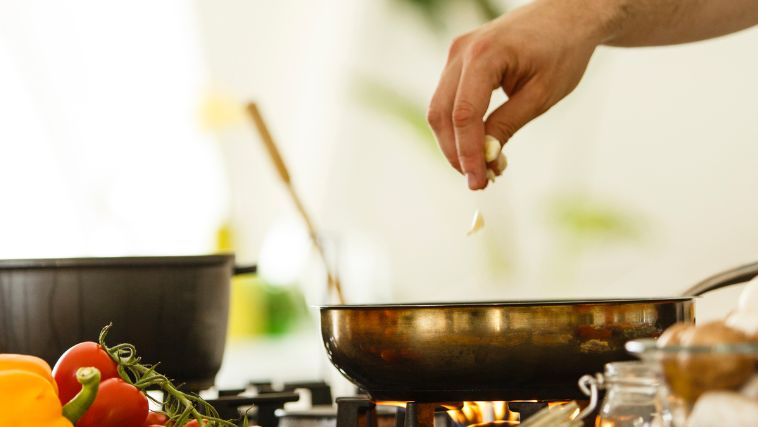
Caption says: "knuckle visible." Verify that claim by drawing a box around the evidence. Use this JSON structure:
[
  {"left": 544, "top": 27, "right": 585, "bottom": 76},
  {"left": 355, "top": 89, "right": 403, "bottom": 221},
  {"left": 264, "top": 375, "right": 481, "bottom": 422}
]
[
  {"left": 528, "top": 81, "right": 545, "bottom": 98},
  {"left": 465, "top": 36, "right": 492, "bottom": 59},
  {"left": 490, "top": 120, "right": 518, "bottom": 140},
  {"left": 452, "top": 101, "right": 478, "bottom": 127},
  {"left": 426, "top": 105, "right": 446, "bottom": 129},
  {"left": 447, "top": 34, "right": 470, "bottom": 60},
  {"left": 458, "top": 151, "right": 479, "bottom": 164},
  {"left": 529, "top": 83, "right": 550, "bottom": 110}
]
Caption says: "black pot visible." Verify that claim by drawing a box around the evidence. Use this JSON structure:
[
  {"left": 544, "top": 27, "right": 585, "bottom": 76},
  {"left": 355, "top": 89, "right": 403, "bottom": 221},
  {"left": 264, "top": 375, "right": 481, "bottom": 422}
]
[{"left": 0, "top": 254, "right": 254, "bottom": 390}]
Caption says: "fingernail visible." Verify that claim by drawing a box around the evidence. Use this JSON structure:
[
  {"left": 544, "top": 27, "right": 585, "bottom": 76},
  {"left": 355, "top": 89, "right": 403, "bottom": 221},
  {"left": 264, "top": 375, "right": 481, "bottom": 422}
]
[{"left": 466, "top": 173, "right": 476, "bottom": 188}]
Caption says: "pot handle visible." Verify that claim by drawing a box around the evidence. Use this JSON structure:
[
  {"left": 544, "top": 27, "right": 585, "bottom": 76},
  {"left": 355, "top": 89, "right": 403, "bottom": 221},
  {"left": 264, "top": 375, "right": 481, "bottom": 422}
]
[
  {"left": 233, "top": 265, "right": 257, "bottom": 275},
  {"left": 682, "top": 260, "right": 758, "bottom": 296}
]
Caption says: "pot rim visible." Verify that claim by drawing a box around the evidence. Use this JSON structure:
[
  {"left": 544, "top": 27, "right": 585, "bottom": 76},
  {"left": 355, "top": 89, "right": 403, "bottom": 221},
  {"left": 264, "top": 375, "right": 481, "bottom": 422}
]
[{"left": 0, "top": 254, "right": 235, "bottom": 269}]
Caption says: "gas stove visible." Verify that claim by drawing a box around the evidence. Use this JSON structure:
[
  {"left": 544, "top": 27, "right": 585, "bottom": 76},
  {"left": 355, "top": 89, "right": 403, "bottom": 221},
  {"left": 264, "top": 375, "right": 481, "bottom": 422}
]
[{"left": 197, "top": 381, "right": 596, "bottom": 427}]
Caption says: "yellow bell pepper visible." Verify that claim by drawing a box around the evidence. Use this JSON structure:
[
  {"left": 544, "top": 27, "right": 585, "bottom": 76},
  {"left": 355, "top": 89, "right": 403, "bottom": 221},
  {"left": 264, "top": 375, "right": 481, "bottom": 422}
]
[
  {"left": 0, "top": 369, "right": 72, "bottom": 427},
  {"left": 0, "top": 354, "right": 101, "bottom": 427},
  {"left": 0, "top": 354, "right": 59, "bottom": 394}
]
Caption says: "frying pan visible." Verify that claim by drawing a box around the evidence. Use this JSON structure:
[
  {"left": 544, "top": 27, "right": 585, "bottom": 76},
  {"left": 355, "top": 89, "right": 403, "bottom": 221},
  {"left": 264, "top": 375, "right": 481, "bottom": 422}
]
[
  {"left": 320, "top": 261, "right": 758, "bottom": 402},
  {"left": 0, "top": 254, "right": 255, "bottom": 391}
]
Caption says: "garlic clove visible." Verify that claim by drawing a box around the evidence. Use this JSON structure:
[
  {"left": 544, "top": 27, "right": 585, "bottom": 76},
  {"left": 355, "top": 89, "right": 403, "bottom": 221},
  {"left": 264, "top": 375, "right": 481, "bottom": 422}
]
[
  {"left": 486, "top": 169, "right": 496, "bottom": 183},
  {"left": 494, "top": 152, "right": 508, "bottom": 176},
  {"left": 726, "top": 310, "right": 758, "bottom": 338},
  {"left": 688, "top": 391, "right": 758, "bottom": 427},
  {"left": 466, "top": 210, "right": 485, "bottom": 236},
  {"left": 738, "top": 276, "right": 758, "bottom": 312},
  {"left": 740, "top": 375, "right": 758, "bottom": 400},
  {"left": 484, "top": 135, "right": 501, "bottom": 163}
]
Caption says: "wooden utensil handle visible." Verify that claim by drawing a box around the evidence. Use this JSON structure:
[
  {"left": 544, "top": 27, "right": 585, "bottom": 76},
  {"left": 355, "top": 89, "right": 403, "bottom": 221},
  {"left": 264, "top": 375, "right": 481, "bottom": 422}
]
[
  {"left": 246, "top": 102, "right": 346, "bottom": 304},
  {"left": 247, "top": 104, "right": 291, "bottom": 183}
]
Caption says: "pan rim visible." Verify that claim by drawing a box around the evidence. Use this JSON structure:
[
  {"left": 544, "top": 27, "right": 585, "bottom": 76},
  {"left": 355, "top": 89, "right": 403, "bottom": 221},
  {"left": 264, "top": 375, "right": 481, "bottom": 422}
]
[{"left": 319, "top": 297, "right": 694, "bottom": 309}]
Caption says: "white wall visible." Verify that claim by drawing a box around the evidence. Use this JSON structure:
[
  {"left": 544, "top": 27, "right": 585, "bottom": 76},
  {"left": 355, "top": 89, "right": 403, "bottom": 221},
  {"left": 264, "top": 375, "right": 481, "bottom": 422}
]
[
  {"left": 196, "top": 1, "right": 758, "bottom": 319},
  {"left": 0, "top": 0, "right": 755, "bottom": 318},
  {"left": 0, "top": 0, "right": 226, "bottom": 257}
]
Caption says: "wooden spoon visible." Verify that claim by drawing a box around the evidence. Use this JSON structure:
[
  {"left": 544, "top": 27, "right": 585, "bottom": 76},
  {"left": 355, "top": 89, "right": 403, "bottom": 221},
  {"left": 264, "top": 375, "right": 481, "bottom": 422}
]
[{"left": 246, "top": 103, "right": 346, "bottom": 304}]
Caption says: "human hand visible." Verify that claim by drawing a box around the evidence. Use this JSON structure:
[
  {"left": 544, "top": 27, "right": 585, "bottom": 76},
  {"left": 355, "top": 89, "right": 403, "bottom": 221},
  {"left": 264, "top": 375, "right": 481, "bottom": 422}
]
[{"left": 427, "top": 0, "right": 607, "bottom": 190}]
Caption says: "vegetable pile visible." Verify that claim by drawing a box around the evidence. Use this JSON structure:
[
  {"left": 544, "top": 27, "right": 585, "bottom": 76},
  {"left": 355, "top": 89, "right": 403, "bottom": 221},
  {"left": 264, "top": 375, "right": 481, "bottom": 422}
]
[
  {"left": 653, "top": 276, "right": 758, "bottom": 427},
  {"left": 0, "top": 324, "right": 236, "bottom": 427}
]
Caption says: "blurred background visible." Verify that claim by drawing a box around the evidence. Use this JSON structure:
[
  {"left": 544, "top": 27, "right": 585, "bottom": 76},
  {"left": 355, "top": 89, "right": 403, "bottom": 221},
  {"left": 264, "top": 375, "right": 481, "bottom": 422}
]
[{"left": 1, "top": 0, "right": 757, "bottom": 388}]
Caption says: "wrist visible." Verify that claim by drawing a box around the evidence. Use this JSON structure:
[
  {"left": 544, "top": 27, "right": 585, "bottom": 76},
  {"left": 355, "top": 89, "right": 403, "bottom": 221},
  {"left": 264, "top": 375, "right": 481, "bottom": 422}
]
[{"left": 538, "top": 0, "right": 629, "bottom": 46}]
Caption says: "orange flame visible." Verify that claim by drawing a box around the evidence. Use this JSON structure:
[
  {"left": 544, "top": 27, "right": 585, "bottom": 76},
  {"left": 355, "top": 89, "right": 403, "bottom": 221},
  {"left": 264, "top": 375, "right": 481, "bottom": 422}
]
[
  {"left": 447, "top": 401, "right": 519, "bottom": 425},
  {"left": 375, "top": 400, "right": 408, "bottom": 408}
]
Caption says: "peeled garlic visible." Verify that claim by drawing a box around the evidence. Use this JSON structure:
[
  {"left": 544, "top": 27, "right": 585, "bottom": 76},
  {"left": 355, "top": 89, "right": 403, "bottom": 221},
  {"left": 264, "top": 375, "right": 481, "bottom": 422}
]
[
  {"left": 494, "top": 152, "right": 508, "bottom": 175},
  {"left": 688, "top": 391, "right": 758, "bottom": 427},
  {"left": 467, "top": 136, "right": 503, "bottom": 236},
  {"left": 484, "top": 135, "right": 501, "bottom": 163},
  {"left": 741, "top": 375, "right": 758, "bottom": 400},
  {"left": 726, "top": 310, "right": 758, "bottom": 338},
  {"left": 466, "top": 210, "right": 485, "bottom": 236},
  {"left": 738, "top": 276, "right": 758, "bottom": 312}
]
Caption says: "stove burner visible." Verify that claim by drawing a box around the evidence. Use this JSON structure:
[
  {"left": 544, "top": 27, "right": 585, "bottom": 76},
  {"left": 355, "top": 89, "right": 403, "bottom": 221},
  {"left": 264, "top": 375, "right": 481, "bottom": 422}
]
[
  {"left": 283, "top": 381, "right": 334, "bottom": 406},
  {"left": 204, "top": 391, "right": 299, "bottom": 426},
  {"left": 333, "top": 397, "right": 376, "bottom": 427},
  {"left": 334, "top": 396, "right": 594, "bottom": 427},
  {"left": 399, "top": 402, "right": 442, "bottom": 427},
  {"left": 195, "top": 380, "right": 333, "bottom": 426},
  {"left": 193, "top": 381, "right": 596, "bottom": 427},
  {"left": 503, "top": 402, "right": 547, "bottom": 421}
]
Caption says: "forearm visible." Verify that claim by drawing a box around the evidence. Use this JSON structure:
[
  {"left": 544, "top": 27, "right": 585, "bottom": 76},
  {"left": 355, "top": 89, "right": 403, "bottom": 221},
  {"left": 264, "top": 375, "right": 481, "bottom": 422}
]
[{"left": 547, "top": 0, "right": 758, "bottom": 47}]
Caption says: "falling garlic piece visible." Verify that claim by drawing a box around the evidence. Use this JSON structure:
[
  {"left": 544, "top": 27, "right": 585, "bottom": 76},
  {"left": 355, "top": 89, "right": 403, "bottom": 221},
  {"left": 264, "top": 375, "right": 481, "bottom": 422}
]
[
  {"left": 466, "top": 136, "right": 504, "bottom": 236},
  {"left": 466, "top": 209, "right": 485, "bottom": 236}
]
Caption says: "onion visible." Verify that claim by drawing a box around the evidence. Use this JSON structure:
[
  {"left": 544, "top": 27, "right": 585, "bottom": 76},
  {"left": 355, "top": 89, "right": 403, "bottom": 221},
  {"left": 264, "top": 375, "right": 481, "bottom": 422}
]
[{"left": 659, "top": 321, "right": 753, "bottom": 404}]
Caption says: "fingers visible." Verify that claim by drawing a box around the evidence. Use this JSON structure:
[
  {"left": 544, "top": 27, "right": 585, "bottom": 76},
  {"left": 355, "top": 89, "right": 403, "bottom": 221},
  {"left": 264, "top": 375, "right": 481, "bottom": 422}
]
[
  {"left": 484, "top": 81, "right": 548, "bottom": 146},
  {"left": 428, "top": 60, "right": 463, "bottom": 173},
  {"left": 453, "top": 61, "right": 498, "bottom": 190}
]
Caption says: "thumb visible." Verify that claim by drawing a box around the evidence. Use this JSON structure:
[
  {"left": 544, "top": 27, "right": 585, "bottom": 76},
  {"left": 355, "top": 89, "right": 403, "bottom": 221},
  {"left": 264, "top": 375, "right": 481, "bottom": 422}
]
[{"left": 484, "top": 83, "right": 549, "bottom": 145}]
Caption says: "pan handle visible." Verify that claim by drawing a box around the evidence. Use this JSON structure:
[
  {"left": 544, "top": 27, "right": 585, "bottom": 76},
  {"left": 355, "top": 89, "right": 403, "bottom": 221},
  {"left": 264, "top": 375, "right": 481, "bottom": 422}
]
[
  {"left": 682, "top": 260, "right": 758, "bottom": 296},
  {"left": 233, "top": 264, "right": 257, "bottom": 275}
]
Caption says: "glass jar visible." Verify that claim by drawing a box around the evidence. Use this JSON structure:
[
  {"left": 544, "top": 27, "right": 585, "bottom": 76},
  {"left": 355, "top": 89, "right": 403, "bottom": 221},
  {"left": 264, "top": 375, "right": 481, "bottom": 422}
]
[
  {"left": 626, "top": 338, "right": 758, "bottom": 427},
  {"left": 596, "top": 361, "right": 668, "bottom": 427}
]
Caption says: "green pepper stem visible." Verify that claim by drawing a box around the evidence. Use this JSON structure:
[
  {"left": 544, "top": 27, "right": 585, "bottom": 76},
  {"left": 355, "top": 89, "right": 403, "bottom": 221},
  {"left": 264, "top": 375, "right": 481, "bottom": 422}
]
[{"left": 62, "top": 367, "right": 101, "bottom": 424}]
